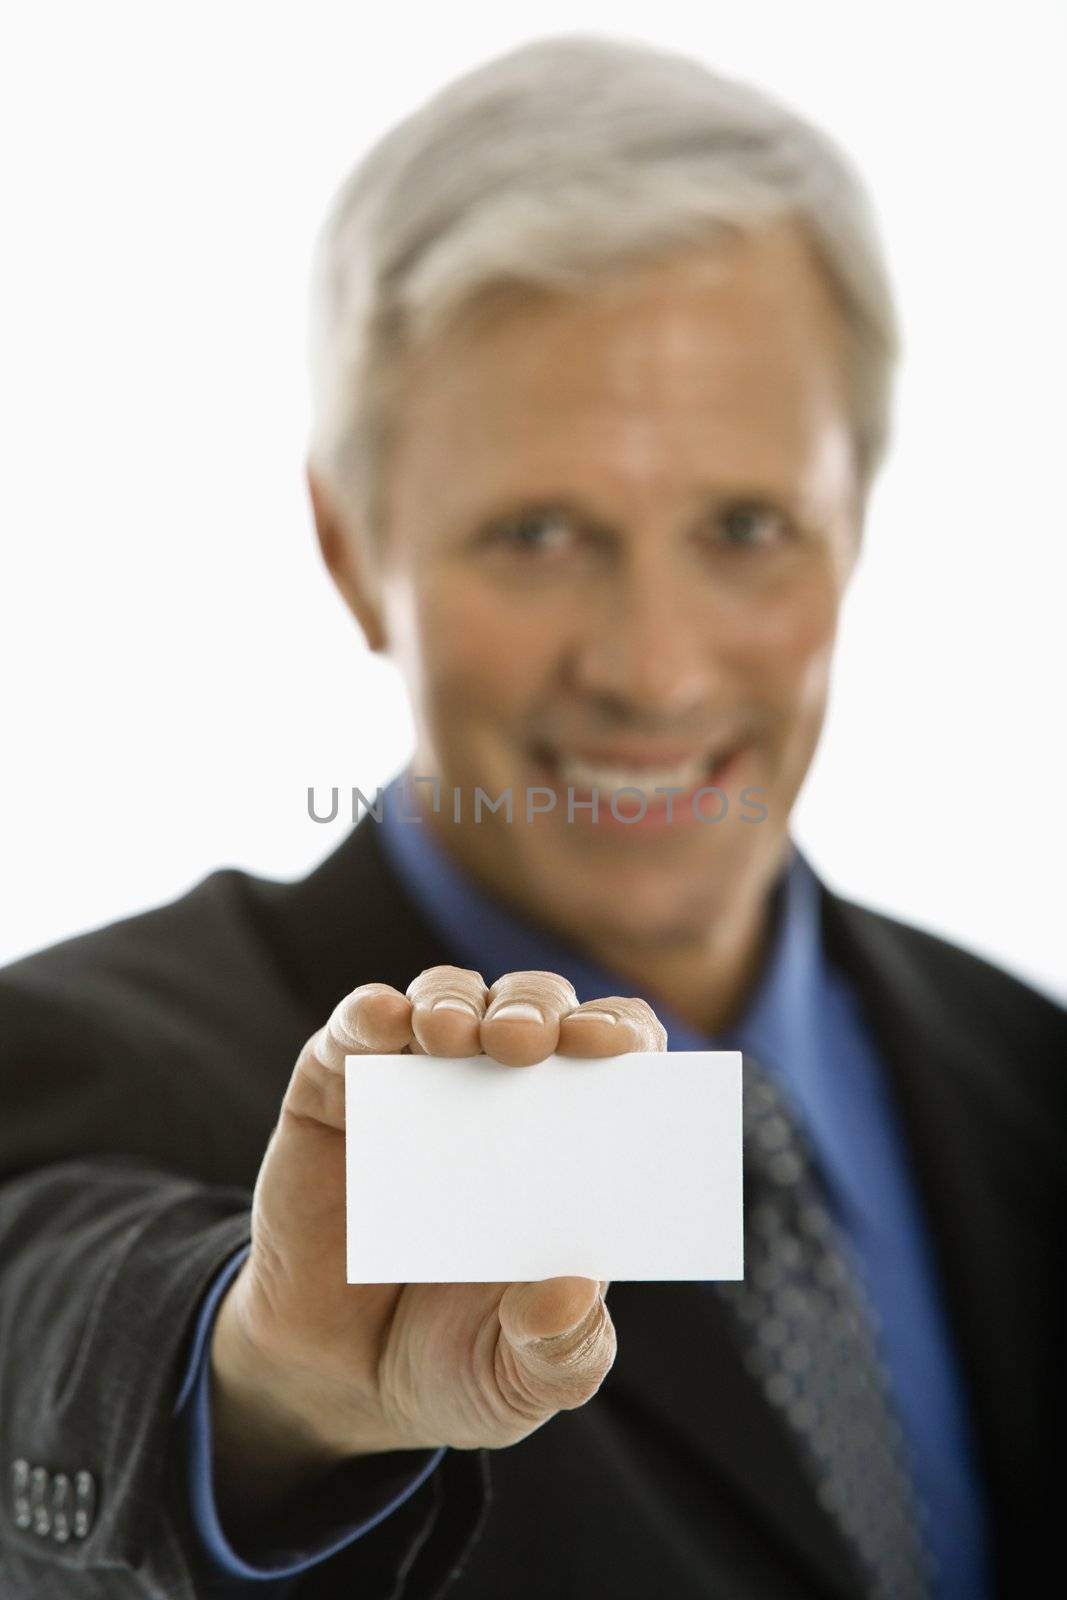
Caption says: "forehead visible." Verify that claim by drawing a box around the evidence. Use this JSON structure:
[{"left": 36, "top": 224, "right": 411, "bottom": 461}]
[{"left": 387, "top": 222, "right": 852, "bottom": 517}]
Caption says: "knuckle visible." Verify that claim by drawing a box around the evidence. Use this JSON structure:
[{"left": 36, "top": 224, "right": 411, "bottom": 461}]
[
  {"left": 408, "top": 964, "right": 485, "bottom": 991},
  {"left": 493, "top": 1339, "right": 553, "bottom": 1426},
  {"left": 541, "top": 1305, "right": 617, "bottom": 1408},
  {"left": 613, "top": 996, "right": 668, "bottom": 1049},
  {"left": 488, "top": 970, "right": 577, "bottom": 1009},
  {"left": 407, "top": 965, "right": 486, "bottom": 1004},
  {"left": 581, "top": 996, "right": 629, "bottom": 1019},
  {"left": 495, "top": 1304, "right": 614, "bottom": 1423},
  {"left": 331, "top": 983, "right": 402, "bottom": 1046}
]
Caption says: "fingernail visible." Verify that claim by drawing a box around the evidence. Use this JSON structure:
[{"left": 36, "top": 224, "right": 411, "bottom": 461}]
[
  {"left": 567, "top": 1011, "right": 617, "bottom": 1024},
  {"left": 489, "top": 1002, "right": 543, "bottom": 1023},
  {"left": 431, "top": 997, "right": 480, "bottom": 1017}
]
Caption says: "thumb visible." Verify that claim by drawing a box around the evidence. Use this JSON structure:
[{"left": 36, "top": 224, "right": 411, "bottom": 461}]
[{"left": 497, "top": 1277, "right": 616, "bottom": 1414}]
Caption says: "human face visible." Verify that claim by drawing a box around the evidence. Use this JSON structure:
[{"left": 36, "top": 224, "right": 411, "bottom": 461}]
[{"left": 369, "top": 222, "right": 860, "bottom": 952}]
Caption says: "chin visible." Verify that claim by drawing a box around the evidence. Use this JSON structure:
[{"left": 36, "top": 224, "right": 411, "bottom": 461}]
[
  {"left": 545, "top": 857, "right": 727, "bottom": 941},
  {"left": 584, "top": 896, "right": 720, "bottom": 953}
]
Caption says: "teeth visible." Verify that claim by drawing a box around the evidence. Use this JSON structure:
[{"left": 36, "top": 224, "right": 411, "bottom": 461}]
[{"left": 555, "top": 754, "right": 715, "bottom": 793}]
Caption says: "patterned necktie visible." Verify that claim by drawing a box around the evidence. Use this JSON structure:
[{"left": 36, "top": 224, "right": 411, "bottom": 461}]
[{"left": 711, "top": 1053, "right": 938, "bottom": 1600}]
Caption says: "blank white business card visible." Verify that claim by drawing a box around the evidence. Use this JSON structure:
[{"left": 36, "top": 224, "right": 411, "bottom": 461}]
[{"left": 345, "top": 1049, "right": 743, "bottom": 1283}]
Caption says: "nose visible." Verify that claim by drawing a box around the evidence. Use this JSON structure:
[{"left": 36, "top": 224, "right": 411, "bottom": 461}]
[{"left": 565, "top": 556, "right": 715, "bottom": 718}]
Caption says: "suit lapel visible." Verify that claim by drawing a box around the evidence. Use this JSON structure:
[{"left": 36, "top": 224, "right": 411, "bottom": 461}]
[
  {"left": 818, "top": 883, "right": 1061, "bottom": 1590},
  {"left": 607, "top": 885, "right": 1061, "bottom": 1596},
  {"left": 259, "top": 813, "right": 461, "bottom": 1023}
]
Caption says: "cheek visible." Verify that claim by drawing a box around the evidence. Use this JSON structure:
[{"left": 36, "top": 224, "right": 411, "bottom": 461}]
[
  {"left": 413, "top": 581, "right": 563, "bottom": 728},
  {"left": 730, "top": 576, "right": 840, "bottom": 710}
]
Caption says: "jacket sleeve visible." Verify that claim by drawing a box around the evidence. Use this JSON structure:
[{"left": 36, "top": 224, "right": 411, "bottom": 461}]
[
  {"left": 0, "top": 956, "right": 492, "bottom": 1599},
  {"left": 0, "top": 1157, "right": 492, "bottom": 1600}
]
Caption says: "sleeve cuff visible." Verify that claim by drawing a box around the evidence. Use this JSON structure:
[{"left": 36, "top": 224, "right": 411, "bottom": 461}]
[{"left": 173, "top": 1244, "right": 447, "bottom": 1580}]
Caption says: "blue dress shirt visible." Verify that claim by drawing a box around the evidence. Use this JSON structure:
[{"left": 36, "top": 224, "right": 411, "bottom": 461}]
[{"left": 174, "top": 770, "right": 993, "bottom": 1596}]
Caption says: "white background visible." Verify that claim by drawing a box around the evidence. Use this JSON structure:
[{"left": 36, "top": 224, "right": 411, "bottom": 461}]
[{"left": 2, "top": 1, "right": 1064, "bottom": 1002}]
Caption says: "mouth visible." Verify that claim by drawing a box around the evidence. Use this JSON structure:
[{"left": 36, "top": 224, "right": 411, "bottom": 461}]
[{"left": 528, "top": 740, "right": 747, "bottom": 802}]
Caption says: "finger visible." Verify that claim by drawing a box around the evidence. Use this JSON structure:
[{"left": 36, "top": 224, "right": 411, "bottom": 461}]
[
  {"left": 406, "top": 965, "right": 489, "bottom": 1056},
  {"left": 284, "top": 983, "right": 414, "bottom": 1130},
  {"left": 558, "top": 996, "right": 667, "bottom": 1056},
  {"left": 556, "top": 1002, "right": 634, "bottom": 1056},
  {"left": 481, "top": 970, "right": 579, "bottom": 1067},
  {"left": 497, "top": 1277, "right": 617, "bottom": 1417}
]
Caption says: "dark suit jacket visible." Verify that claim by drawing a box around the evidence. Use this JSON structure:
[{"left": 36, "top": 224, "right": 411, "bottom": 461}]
[{"left": 1, "top": 814, "right": 1063, "bottom": 1598}]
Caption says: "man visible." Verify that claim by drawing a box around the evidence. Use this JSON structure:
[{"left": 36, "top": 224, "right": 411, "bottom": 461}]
[{"left": 1, "top": 31, "right": 1063, "bottom": 1600}]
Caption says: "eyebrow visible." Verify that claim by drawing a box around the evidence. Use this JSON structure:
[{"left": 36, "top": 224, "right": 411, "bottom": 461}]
[{"left": 465, "top": 484, "right": 808, "bottom": 534}]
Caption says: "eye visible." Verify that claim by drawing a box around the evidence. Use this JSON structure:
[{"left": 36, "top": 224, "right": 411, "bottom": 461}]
[
  {"left": 716, "top": 502, "right": 789, "bottom": 549},
  {"left": 484, "top": 508, "right": 575, "bottom": 556}
]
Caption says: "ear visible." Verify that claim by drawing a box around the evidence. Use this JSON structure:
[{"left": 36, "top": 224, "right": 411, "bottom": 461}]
[{"left": 306, "top": 463, "right": 387, "bottom": 653}]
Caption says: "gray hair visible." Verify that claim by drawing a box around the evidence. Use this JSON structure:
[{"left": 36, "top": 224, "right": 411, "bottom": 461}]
[{"left": 307, "top": 32, "right": 901, "bottom": 549}]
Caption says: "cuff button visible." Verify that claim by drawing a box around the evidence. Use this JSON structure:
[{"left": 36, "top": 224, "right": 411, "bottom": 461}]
[
  {"left": 10, "top": 1459, "right": 32, "bottom": 1530},
  {"left": 50, "top": 1473, "right": 72, "bottom": 1542},
  {"left": 73, "top": 1470, "right": 96, "bottom": 1539},
  {"left": 29, "top": 1466, "right": 51, "bottom": 1537}
]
